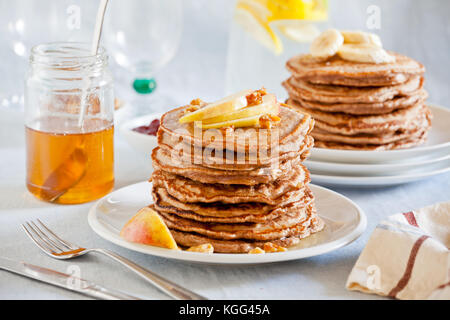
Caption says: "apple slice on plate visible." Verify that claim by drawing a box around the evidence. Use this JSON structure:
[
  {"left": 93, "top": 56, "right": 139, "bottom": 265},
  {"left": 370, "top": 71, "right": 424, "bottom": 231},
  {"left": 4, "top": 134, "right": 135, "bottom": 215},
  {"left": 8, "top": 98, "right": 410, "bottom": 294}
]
[{"left": 120, "top": 207, "right": 178, "bottom": 250}]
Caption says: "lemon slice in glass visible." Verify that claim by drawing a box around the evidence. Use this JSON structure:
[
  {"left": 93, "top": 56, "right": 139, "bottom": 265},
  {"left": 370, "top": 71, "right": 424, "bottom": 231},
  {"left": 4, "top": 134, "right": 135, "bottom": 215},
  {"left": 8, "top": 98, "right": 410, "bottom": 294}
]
[
  {"left": 235, "top": 1, "right": 283, "bottom": 55},
  {"left": 274, "top": 20, "right": 321, "bottom": 43}
]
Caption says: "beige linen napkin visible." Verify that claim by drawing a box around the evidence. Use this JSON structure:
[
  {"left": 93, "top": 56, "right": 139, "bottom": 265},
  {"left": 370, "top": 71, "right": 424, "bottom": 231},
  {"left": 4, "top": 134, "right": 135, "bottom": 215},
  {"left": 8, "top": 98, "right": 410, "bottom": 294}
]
[{"left": 346, "top": 202, "right": 450, "bottom": 300}]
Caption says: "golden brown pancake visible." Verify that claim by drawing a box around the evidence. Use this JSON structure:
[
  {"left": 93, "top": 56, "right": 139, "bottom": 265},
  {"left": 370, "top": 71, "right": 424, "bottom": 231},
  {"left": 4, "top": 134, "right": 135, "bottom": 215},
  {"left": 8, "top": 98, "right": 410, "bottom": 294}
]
[
  {"left": 151, "top": 166, "right": 310, "bottom": 205},
  {"left": 158, "top": 131, "right": 314, "bottom": 171},
  {"left": 152, "top": 146, "right": 308, "bottom": 185},
  {"left": 169, "top": 216, "right": 324, "bottom": 253},
  {"left": 286, "top": 52, "right": 425, "bottom": 87},
  {"left": 152, "top": 186, "right": 314, "bottom": 223},
  {"left": 147, "top": 94, "right": 323, "bottom": 253},
  {"left": 283, "top": 75, "right": 424, "bottom": 104},
  {"left": 314, "top": 131, "right": 428, "bottom": 150},
  {"left": 287, "top": 93, "right": 427, "bottom": 115},
  {"left": 158, "top": 105, "right": 313, "bottom": 154},
  {"left": 311, "top": 110, "right": 431, "bottom": 146},
  {"left": 289, "top": 99, "right": 428, "bottom": 135},
  {"left": 158, "top": 202, "right": 314, "bottom": 241}
]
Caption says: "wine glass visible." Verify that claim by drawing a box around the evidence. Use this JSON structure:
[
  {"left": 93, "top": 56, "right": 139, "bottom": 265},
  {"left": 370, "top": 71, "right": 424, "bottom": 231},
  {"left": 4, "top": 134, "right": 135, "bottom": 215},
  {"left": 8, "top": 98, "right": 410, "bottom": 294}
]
[
  {"left": 0, "top": 0, "right": 95, "bottom": 110},
  {"left": 103, "top": 0, "right": 183, "bottom": 117}
]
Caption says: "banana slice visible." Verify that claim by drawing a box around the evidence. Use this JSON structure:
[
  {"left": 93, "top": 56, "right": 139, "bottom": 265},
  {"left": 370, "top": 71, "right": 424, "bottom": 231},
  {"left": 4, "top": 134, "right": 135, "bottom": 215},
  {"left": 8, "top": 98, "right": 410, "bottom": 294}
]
[
  {"left": 337, "top": 44, "right": 396, "bottom": 64},
  {"left": 310, "top": 29, "right": 344, "bottom": 59},
  {"left": 341, "top": 30, "right": 382, "bottom": 48}
]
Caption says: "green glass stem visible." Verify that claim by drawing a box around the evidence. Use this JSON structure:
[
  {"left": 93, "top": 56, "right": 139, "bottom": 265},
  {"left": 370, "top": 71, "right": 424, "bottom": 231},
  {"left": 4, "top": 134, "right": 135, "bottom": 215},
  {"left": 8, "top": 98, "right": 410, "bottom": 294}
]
[{"left": 133, "top": 78, "right": 157, "bottom": 94}]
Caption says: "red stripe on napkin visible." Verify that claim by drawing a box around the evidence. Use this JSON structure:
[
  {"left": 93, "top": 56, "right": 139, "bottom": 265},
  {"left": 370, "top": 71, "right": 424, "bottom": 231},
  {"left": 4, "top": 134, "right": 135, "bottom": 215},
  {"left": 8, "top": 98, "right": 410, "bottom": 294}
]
[
  {"left": 403, "top": 211, "right": 419, "bottom": 227},
  {"left": 388, "top": 235, "right": 429, "bottom": 298}
]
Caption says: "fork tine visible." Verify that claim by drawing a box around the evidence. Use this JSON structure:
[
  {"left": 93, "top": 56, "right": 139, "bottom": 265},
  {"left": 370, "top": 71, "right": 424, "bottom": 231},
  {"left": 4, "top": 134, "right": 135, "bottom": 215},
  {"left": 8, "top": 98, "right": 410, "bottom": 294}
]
[
  {"left": 22, "top": 223, "right": 58, "bottom": 254},
  {"left": 29, "top": 221, "right": 66, "bottom": 252},
  {"left": 36, "top": 219, "right": 77, "bottom": 250}
]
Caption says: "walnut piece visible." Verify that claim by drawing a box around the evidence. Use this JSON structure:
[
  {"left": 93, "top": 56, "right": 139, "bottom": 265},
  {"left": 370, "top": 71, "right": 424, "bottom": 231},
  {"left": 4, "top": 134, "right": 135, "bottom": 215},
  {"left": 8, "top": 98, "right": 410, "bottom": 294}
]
[
  {"left": 249, "top": 247, "right": 265, "bottom": 254},
  {"left": 259, "top": 114, "right": 281, "bottom": 129},
  {"left": 187, "top": 243, "right": 214, "bottom": 253},
  {"left": 263, "top": 242, "right": 287, "bottom": 253},
  {"left": 246, "top": 87, "right": 267, "bottom": 107}
]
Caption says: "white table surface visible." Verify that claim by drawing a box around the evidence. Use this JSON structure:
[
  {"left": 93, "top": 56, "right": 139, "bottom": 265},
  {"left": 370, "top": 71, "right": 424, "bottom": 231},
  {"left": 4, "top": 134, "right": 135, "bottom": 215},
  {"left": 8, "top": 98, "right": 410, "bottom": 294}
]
[
  {"left": 1, "top": 0, "right": 450, "bottom": 300},
  {"left": 0, "top": 106, "right": 449, "bottom": 300}
]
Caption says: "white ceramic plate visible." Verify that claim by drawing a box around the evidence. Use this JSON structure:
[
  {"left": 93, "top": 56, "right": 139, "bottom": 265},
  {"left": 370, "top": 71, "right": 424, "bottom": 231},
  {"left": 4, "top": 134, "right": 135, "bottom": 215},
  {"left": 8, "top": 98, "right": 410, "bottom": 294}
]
[
  {"left": 309, "top": 105, "right": 450, "bottom": 164},
  {"left": 310, "top": 159, "right": 450, "bottom": 187},
  {"left": 120, "top": 113, "right": 163, "bottom": 155},
  {"left": 305, "top": 152, "right": 450, "bottom": 176},
  {"left": 88, "top": 182, "right": 366, "bottom": 265}
]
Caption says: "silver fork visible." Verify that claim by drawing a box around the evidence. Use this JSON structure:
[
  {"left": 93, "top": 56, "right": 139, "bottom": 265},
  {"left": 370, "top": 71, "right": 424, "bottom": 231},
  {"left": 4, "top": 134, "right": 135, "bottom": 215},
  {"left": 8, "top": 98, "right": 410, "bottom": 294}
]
[{"left": 22, "top": 219, "right": 206, "bottom": 300}]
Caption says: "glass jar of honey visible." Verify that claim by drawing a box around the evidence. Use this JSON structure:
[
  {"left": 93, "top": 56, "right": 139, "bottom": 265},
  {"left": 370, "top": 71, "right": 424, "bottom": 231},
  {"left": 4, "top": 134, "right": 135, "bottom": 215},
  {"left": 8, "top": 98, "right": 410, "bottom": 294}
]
[{"left": 25, "top": 42, "right": 115, "bottom": 204}]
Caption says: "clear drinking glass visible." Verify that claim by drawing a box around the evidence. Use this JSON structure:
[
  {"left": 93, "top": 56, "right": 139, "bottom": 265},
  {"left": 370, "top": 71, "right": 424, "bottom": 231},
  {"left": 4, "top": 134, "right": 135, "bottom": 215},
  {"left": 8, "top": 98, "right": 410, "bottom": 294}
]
[
  {"left": 226, "top": 0, "right": 329, "bottom": 99},
  {"left": 103, "top": 0, "right": 183, "bottom": 116},
  {"left": 25, "top": 42, "right": 115, "bottom": 204}
]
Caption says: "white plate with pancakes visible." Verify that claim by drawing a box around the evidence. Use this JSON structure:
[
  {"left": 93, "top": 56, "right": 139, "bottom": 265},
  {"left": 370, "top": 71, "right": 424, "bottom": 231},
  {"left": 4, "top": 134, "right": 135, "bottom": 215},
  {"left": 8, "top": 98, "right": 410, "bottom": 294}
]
[
  {"left": 305, "top": 104, "right": 450, "bottom": 186},
  {"left": 88, "top": 182, "right": 367, "bottom": 265}
]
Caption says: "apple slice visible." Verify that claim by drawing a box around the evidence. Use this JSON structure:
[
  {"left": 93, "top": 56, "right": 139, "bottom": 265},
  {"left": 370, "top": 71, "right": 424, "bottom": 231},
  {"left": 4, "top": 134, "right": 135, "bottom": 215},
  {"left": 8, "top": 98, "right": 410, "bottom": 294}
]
[
  {"left": 195, "top": 114, "right": 263, "bottom": 129},
  {"left": 120, "top": 207, "right": 178, "bottom": 250},
  {"left": 179, "top": 90, "right": 252, "bottom": 124},
  {"left": 202, "top": 93, "right": 278, "bottom": 124}
]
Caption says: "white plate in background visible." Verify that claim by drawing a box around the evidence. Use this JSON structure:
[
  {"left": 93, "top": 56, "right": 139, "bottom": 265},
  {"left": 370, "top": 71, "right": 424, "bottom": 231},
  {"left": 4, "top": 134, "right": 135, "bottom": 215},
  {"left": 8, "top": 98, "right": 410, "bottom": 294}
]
[
  {"left": 88, "top": 182, "right": 366, "bottom": 265},
  {"left": 305, "top": 152, "right": 450, "bottom": 176},
  {"left": 310, "top": 159, "right": 450, "bottom": 187}
]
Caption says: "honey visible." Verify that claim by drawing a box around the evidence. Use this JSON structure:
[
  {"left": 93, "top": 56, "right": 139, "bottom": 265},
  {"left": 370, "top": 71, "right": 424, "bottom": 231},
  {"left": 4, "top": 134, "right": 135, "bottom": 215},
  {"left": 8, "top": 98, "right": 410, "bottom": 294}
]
[{"left": 26, "top": 117, "right": 114, "bottom": 204}]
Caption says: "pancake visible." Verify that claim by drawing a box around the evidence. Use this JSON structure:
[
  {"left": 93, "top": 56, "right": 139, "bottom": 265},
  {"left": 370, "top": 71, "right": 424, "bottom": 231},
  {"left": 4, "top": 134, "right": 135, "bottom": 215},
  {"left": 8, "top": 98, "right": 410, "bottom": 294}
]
[
  {"left": 152, "top": 146, "right": 307, "bottom": 185},
  {"left": 158, "top": 202, "right": 318, "bottom": 241},
  {"left": 158, "top": 131, "right": 314, "bottom": 171},
  {"left": 283, "top": 75, "right": 424, "bottom": 104},
  {"left": 158, "top": 105, "right": 313, "bottom": 154},
  {"left": 289, "top": 99, "right": 427, "bottom": 135},
  {"left": 143, "top": 90, "right": 323, "bottom": 253},
  {"left": 287, "top": 91, "right": 427, "bottom": 115},
  {"left": 314, "top": 130, "right": 428, "bottom": 150},
  {"left": 169, "top": 216, "right": 324, "bottom": 253},
  {"left": 158, "top": 202, "right": 315, "bottom": 241},
  {"left": 151, "top": 166, "right": 310, "bottom": 205},
  {"left": 286, "top": 52, "right": 425, "bottom": 87},
  {"left": 310, "top": 109, "right": 431, "bottom": 145},
  {"left": 152, "top": 186, "right": 314, "bottom": 223}
]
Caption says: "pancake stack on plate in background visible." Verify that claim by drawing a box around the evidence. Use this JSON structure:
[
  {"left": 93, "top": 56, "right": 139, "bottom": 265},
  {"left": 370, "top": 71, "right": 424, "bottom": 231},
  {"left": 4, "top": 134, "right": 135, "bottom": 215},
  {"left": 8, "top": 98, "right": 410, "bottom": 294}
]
[
  {"left": 283, "top": 29, "right": 432, "bottom": 151},
  {"left": 281, "top": 30, "right": 450, "bottom": 187},
  {"left": 150, "top": 90, "right": 324, "bottom": 253}
]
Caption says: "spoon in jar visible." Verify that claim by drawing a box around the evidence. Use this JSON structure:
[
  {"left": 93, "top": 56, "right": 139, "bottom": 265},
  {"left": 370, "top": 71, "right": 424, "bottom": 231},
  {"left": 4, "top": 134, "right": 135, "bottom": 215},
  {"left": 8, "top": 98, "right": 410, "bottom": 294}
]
[{"left": 78, "top": 0, "right": 109, "bottom": 127}]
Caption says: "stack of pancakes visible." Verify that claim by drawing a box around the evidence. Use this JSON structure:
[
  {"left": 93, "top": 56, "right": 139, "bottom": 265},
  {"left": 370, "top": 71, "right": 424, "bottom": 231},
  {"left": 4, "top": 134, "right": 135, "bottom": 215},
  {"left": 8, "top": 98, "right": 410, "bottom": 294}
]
[
  {"left": 150, "top": 102, "right": 324, "bottom": 253},
  {"left": 283, "top": 53, "right": 432, "bottom": 150}
]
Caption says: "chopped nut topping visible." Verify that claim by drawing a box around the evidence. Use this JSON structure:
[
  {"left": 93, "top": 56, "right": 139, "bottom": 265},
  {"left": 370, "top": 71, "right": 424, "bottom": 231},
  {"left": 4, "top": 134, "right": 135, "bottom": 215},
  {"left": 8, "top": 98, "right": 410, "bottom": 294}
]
[
  {"left": 263, "top": 242, "right": 287, "bottom": 253},
  {"left": 190, "top": 98, "right": 203, "bottom": 106},
  {"left": 246, "top": 88, "right": 267, "bottom": 107},
  {"left": 181, "top": 105, "right": 200, "bottom": 117},
  {"left": 259, "top": 114, "right": 281, "bottom": 129},
  {"left": 187, "top": 243, "right": 214, "bottom": 253},
  {"left": 249, "top": 247, "right": 265, "bottom": 254}
]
